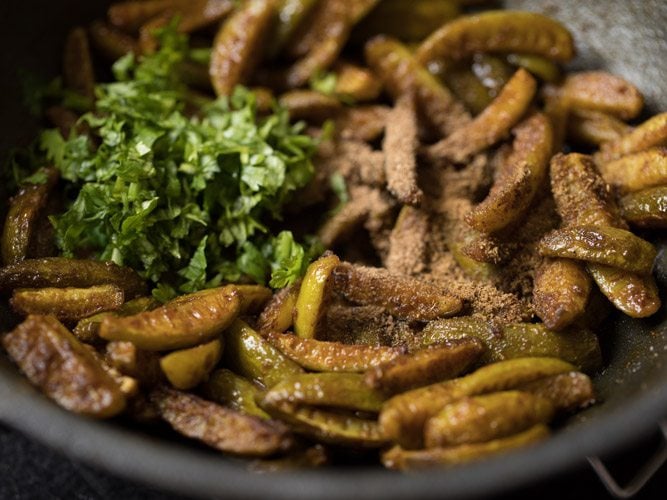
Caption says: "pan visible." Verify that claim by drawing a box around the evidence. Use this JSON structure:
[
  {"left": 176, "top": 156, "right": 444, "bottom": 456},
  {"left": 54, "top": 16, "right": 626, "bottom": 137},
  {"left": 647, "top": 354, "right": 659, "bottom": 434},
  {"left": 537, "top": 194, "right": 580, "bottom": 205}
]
[{"left": 0, "top": 1, "right": 666, "bottom": 498}]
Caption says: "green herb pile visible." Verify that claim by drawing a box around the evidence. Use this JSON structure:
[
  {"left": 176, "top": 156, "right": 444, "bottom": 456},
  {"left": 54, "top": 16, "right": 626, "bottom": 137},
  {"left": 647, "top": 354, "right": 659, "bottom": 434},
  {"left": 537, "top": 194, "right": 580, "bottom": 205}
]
[{"left": 33, "top": 28, "right": 322, "bottom": 300}]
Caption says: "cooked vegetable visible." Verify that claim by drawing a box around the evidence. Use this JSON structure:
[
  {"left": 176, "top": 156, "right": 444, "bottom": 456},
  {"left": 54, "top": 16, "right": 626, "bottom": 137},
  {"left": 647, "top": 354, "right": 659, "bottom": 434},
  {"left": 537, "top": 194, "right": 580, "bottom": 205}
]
[
  {"left": 587, "top": 264, "right": 661, "bottom": 318},
  {"left": 223, "top": 319, "right": 304, "bottom": 388},
  {"left": 209, "top": 0, "right": 273, "bottom": 96},
  {"left": 427, "top": 69, "right": 537, "bottom": 164},
  {"left": 105, "top": 340, "right": 164, "bottom": 386},
  {"left": 382, "top": 425, "right": 549, "bottom": 470},
  {"left": 294, "top": 253, "right": 340, "bottom": 339},
  {"left": 262, "top": 401, "right": 387, "bottom": 448},
  {"left": 596, "top": 112, "right": 667, "bottom": 164},
  {"left": 2, "top": 168, "right": 58, "bottom": 265},
  {"left": 0, "top": 257, "right": 147, "bottom": 298},
  {"left": 533, "top": 258, "right": 592, "bottom": 331},
  {"left": 421, "top": 319, "right": 602, "bottom": 373},
  {"left": 415, "top": 11, "right": 575, "bottom": 64},
  {"left": 464, "top": 112, "right": 553, "bottom": 233},
  {"left": 333, "top": 105, "right": 389, "bottom": 142},
  {"left": 365, "top": 339, "right": 485, "bottom": 395},
  {"left": 620, "top": 186, "right": 667, "bottom": 228},
  {"left": 444, "top": 67, "right": 494, "bottom": 115},
  {"left": 333, "top": 62, "right": 382, "bottom": 102},
  {"left": 385, "top": 206, "right": 430, "bottom": 276},
  {"left": 279, "top": 90, "right": 342, "bottom": 122},
  {"left": 233, "top": 284, "right": 273, "bottom": 315},
  {"left": 99, "top": 286, "right": 240, "bottom": 350},
  {"left": 518, "top": 371, "right": 595, "bottom": 413},
  {"left": 63, "top": 27, "right": 95, "bottom": 103},
  {"left": 10, "top": 284, "right": 125, "bottom": 322},
  {"left": 424, "top": 391, "right": 554, "bottom": 448},
  {"left": 379, "top": 357, "right": 573, "bottom": 449},
  {"left": 2, "top": 315, "right": 126, "bottom": 417},
  {"left": 73, "top": 296, "right": 157, "bottom": 343},
  {"left": 365, "top": 35, "right": 470, "bottom": 137},
  {"left": 266, "top": 332, "right": 403, "bottom": 372},
  {"left": 383, "top": 93, "right": 422, "bottom": 205},
  {"left": 263, "top": 372, "right": 385, "bottom": 413},
  {"left": 160, "top": 338, "right": 223, "bottom": 389},
  {"left": 268, "top": 0, "right": 319, "bottom": 58},
  {"left": 598, "top": 148, "right": 667, "bottom": 193},
  {"left": 202, "top": 368, "right": 269, "bottom": 419},
  {"left": 89, "top": 20, "right": 139, "bottom": 60},
  {"left": 151, "top": 387, "right": 294, "bottom": 456},
  {"left": 560, "top": 71, "right": 643, "bottom": 120},
  {"left": 567, "top": 109, "right": 631, "bottom": 146},
  {"left": 257, "top": 282, "right": 300, "bottom": 334},
  {"left": 507, "top": 53, "right": 560, "bottom": 82},
  {"left": 332, "top": 262, "right": 463, "bottom": 321},
  {"left": 353, "top": 0, "right": 461, "bottom": 43}
]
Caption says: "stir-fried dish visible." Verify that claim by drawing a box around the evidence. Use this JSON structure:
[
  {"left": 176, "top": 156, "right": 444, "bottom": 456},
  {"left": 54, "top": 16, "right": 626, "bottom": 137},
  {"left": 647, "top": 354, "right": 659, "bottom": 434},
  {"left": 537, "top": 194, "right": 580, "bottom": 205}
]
[{"left": 2, "top": 0, "right": 666, "bottom": 471}]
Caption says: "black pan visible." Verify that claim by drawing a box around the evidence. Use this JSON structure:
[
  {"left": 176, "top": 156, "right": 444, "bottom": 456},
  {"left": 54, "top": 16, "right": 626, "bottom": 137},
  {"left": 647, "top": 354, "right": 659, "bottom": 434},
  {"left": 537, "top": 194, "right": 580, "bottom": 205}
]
[{"left": 1, "top": 1, "right": 666, "bottom": 498}]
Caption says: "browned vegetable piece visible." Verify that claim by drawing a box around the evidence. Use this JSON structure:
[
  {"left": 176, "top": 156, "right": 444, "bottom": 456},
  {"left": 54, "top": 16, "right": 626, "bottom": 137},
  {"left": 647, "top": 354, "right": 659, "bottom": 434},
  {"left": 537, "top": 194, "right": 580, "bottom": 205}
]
[
  {"left": 415, "top": 11, "right": 575, "bottom": 64},
  {"left": 567, "top": 109, "right": 632, "bottom": 146},
  {"left": 202, "top": 368, "right": 269, "bottom": 419},
  {"left": 137, "top": 14, "right": 171, "bottom": 55},
  {"left": 233, "top": 284, "right": 272, "bottom": 315},
  {"left": 333, "top": 62, "right": 382, "bottom": 102},
  {"left": 0, "top": 257, "right": 147, "bottom": 298},
  {"left": 89, "top": 21, "right": 139, "bottom": 60},
  {"left": 74, "top": 296, "right": 157, "bottom": 344},
  {"left": 268, "top": 0, "right": 320, "bottom": 58},
  {"left": 444, "top": 67, "right": 494, "bottom": 115},
  {"left": 471, "top": 54, "right": 514, "bottom": 98},
  {"left": 45, "top": 106, "right": 81, "bottom": 138},
  {"left": 549, "top": 153, "right": 661, "bottom": 317},
  {"left": 105, "top": 340, "right": 164, "bottom": 386},
  {"left": 160, "top": 338, "right": 223, "bottom": 390},
  {"left": 587, "top": 264, "right": 661, "bottom": 318},
  {"left": 620, "top": 186, "right": 667, "bottom": 228},
  {"left": 224, "top": 319, "right": 304, "bottom": 388},
  {"left": 383, "top": 93, "right": 422, "bottom": 205},
  {"left": 332, "top": 262, "right": 463, "bottom": 321},
  {"left": 263, "top": 372, "right": 385, "bottom": 413},
  {"left": 99, "top": 286, "right": 240, "bottom": 350},
  {"left": 173, "top": 0, "right": 235, "bottom": 33},
  {"left": 278, "top": 90, "right": 341, "bottom": 122},
  {"left": 549, "top": 153, "right": 624, "bottom": 228},
  {"left": 598, "top": 148, "right": 667, "bottom": 193},
  {"left": 365, "top": 36, "right": 471, "bottom": 137},
  {"left": 507, "top": 53, "right": 560, "bottom": 82},
  {"left": 365, "top": 339, "right": 485, "bottom": 395},
  {"left": 10, "top": 284, "right": 125, "bottom": 322},
  {"left": 63, "top": 27, "right": 95, "bottom": 103},
  {"left": 294, "top": 253, "right": 340, "bottom": 339},
  {"left": 284, "top": 0, "right": 372, "bottom": 88},
  {"left": 518, "top": 371, "right": 595, "bottom": 413},
  {"left": 385, "top": 206, "right": 429, "bottom": 276},
  {"left": 257, "top": 282, "right": 300, "bottom": 334},
  {"left": 266, "top": 332, "right": 403, "bottom": 372},
  {"left": 421, "top": 318, "right": 602, "bottom": 373},
  {"left": 151, "top": 387, "right": 293, "bottom": 456},
  {"left": 2, "top": 315, "right": 126, "bottom": 417},
  {"left": 382, "top": 424, "right": 550, "bottom": 470},
  {"left": 560, "top": 71, "right": 643, "bottom": 120},
  {"left": 379, "top": 357, "right": 573, "bottom": 449},
  {"left": 424, "top": 391, "right": 554, "bottom": 448},
  {"left": 533, "top": 258, "right": 592, "bottom": 331},
  {"left": 2, "top": 168, "right": 58, "bottom": 266},
  {"left": 209, "top": 0, "right": 273, "bottom": 96},
  {"left": 262, "top": 401, "right": 387, "bottom": 448},
  {"left": 427, "top": 68, "right": 536, "bottom": 164},
  {"left": 596, "top": 112, "right": 667, "bottom": 164},
  {"left": 465, "top": 112, "right": 553, "bottom": 233},
  {"left": 352, "top": 0, "right": 460, "bottom": 43},
  {"left": 538, "top": 225, "right": 657, "bottom": 275},
  {"left": 334, "top": 105, "right": 389, "bottom": 143},
  {"left": 108, "top": 0, "right": 177, "bottom": 32}
]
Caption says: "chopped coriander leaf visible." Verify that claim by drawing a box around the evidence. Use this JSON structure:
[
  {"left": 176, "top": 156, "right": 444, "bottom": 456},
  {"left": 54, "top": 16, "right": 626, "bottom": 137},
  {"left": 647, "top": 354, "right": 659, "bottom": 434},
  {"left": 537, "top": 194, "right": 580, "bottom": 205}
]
[{"left": 41, "top": 26, "right": 319, "bottom": 295}]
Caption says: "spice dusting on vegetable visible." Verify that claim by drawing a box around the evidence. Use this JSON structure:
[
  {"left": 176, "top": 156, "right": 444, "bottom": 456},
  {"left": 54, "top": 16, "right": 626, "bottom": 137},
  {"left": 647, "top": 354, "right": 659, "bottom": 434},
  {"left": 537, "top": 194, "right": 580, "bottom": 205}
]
[{"left": 2, "top": 0, "right": 665, "bottom": 472}]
